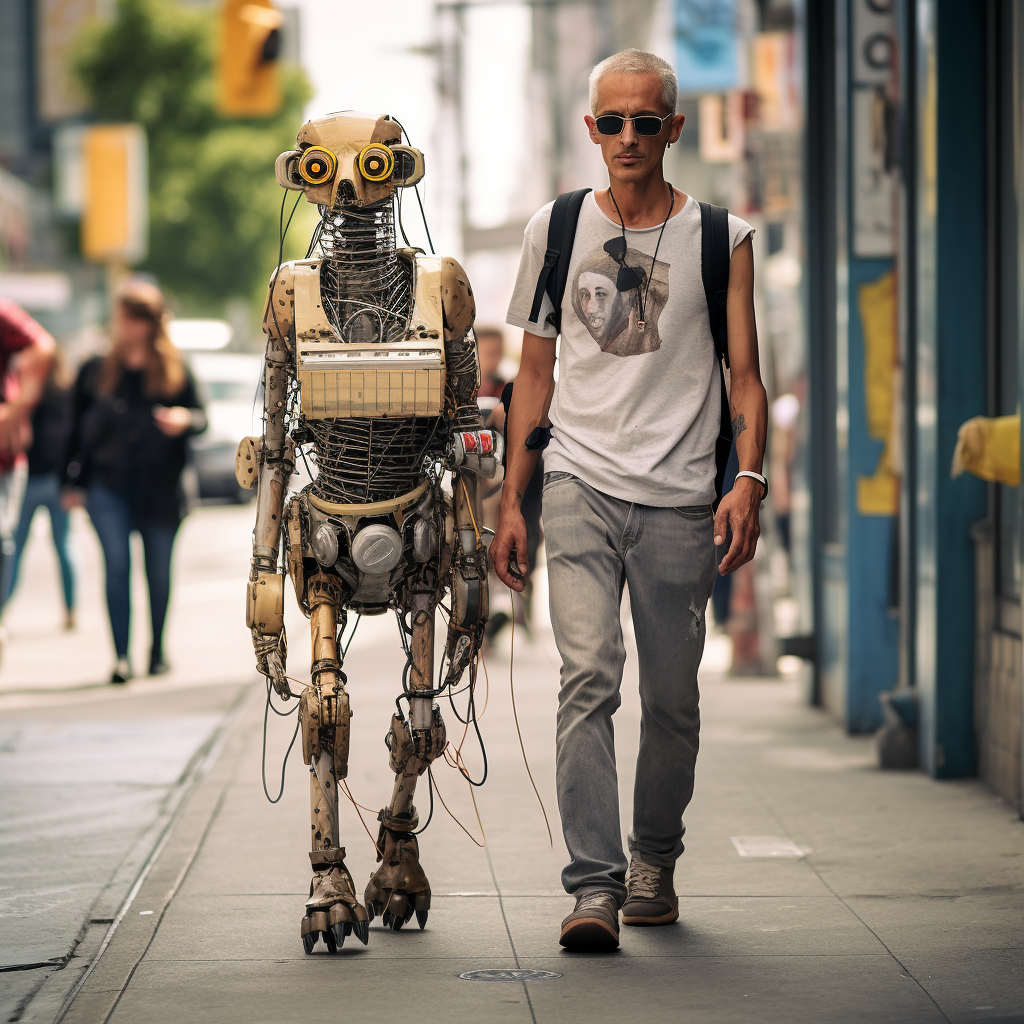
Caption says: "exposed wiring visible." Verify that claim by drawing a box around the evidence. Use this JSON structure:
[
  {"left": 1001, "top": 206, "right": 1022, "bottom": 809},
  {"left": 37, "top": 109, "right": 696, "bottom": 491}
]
[
  {"left": 412, "top": 769, "right": 435, "bottom": 835},
  {"left": 262, "top": 680, "right": 301, "bottom": 804},
  {"left": 429, "top": 767, "right": 485, "bottom": 847},
  {"left": 507, "top": 588, "right": 553, "bottom": 847},
  {"left": 340, "top": 779, "right": 384, "bottom": 855},
  {"left": 413, "top": 185, "right": 435, "bottom": 254}
]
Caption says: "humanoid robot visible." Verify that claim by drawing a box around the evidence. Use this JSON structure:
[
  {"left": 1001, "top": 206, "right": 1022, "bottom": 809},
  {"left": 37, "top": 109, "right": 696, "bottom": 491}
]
[{"left": 238, "top": 112, "right": 498, "bottom": 954}]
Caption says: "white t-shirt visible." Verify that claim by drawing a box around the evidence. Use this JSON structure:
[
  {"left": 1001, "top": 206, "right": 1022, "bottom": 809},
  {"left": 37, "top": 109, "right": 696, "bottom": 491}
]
[{"left": 505, "top": 191, "right": 753, "bottom": 506}]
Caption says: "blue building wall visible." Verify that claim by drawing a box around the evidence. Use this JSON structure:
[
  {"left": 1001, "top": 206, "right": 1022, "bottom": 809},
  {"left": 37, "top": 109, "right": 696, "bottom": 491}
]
[
  {"left": 914, "top": 0, "right": 988, "bottom": 777},
  {"left": 845, "top": 257, "right": 900, "bottom": 731}
]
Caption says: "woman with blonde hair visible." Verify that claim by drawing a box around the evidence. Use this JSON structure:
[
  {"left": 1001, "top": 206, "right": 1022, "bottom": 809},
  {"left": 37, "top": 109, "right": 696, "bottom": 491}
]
[{"left": 63, "top": 279, "right": 206, "bottom": 683}]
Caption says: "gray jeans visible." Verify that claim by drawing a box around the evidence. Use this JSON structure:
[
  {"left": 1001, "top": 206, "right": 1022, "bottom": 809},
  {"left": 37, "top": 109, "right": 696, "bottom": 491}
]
[{"left": 542, "top": 472, "right": 717, "bottom": 903}]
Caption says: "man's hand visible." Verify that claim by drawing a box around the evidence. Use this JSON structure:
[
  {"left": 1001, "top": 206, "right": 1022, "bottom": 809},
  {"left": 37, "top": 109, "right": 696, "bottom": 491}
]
[
  {"left": 0, "top": 402, "right": 33, "bottom": 459},
  {"left": 714, "top": 477, "right": 762, "bottom": 574},
  {"left": 153, "top": 405, "right": 193, "bottom": 436},
  {"left": 491, "top": 503, "right": 529, "bottom": 592}
]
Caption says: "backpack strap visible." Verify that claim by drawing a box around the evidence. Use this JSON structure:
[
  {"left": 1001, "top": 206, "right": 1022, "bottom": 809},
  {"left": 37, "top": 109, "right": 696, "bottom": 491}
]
[
  {"left": 699, "top": 201, "right": 731, "bottom": 367},
  {"left": 528, "top": 188, "right": 592, "bottom": 333},
  {"left": 699, "top": 201, "right": 733, "bottom": 506}
]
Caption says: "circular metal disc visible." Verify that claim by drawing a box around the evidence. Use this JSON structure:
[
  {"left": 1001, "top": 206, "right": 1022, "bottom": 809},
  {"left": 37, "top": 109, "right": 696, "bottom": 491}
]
[{"left": 458, "top": 969, "right": 561, "bottom": 983}]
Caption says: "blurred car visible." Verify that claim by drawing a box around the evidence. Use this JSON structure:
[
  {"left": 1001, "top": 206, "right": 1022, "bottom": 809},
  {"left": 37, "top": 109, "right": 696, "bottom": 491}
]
[{"left": 186, "top": 351, "right": 263, "bottom": 502}]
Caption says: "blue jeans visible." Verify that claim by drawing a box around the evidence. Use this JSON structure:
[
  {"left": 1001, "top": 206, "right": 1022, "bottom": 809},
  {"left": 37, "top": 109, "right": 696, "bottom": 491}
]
[
  {"left": 3, "top": 473, "right": 75, "bottom": 612},
  {"left": 542, "top": 472, "right": 717, "bottom": 904},
  {"left": 87, "top": 483, "right": 178, "bottom": 662}
]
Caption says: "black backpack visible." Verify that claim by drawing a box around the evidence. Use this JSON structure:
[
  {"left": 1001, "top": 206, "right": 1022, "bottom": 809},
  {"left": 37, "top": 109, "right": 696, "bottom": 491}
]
[{"left": 507, "top": 189, "right": 734, "bottom": 504}]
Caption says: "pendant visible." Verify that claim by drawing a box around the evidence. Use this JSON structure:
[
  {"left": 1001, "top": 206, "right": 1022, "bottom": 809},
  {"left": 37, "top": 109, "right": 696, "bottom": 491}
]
[{"left": 638, "top": 321, "right": 646, "bottom": 333}]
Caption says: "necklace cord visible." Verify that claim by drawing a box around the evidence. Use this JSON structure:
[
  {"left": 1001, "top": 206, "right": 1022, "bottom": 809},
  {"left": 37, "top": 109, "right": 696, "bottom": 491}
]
[{"left": 608, "top": 182, "right": 675, "bottom": 327}]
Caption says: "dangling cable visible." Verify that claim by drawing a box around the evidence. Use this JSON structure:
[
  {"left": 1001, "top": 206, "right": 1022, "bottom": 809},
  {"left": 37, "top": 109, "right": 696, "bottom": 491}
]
[
  {"left": 262, "top": 680, "right": 301, "bottom": 804},
  {"left": 507, "top": 587, "right": 553, "bottom": 847},
  {"left": 429, "top": 767, "right": 485, "bottom": 847},
  {"left": 340, "top": 779, "right": 384, "bottom": 855}
]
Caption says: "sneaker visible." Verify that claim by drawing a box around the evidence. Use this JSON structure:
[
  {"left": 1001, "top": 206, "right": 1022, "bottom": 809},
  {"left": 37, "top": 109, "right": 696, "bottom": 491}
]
[
  {"left": 110, "top": 658, "right": 132, "bottom": 685},
  {"left": 559, "top": 891, "right": 619, "bottom": 951},
  {"left": 622, "top": 855, "right": 679, "bottom": 926},
  {"left": 149, "top": 656, "right": 170, "bottom": 676}
]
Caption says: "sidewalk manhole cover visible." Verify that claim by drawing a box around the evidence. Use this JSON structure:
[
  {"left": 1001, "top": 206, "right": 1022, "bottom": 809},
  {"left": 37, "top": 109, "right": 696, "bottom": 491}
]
[{"left": 459, "top": 969, "right": 561, "bottom": 983}]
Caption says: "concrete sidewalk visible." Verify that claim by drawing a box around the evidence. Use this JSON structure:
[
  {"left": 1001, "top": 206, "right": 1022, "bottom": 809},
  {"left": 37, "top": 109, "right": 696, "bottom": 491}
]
[{"left": 40, "top": 600, "right": 1024, "bottom": 1024}]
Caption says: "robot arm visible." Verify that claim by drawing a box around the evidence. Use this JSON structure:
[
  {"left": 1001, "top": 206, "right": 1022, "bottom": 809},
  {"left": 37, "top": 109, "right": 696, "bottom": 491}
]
[
  {"left": 436, "top": 257, "right": 492, "bottom": 685},
  {"left": 242, "top": 264, "right": 297, "bottom": 694}
]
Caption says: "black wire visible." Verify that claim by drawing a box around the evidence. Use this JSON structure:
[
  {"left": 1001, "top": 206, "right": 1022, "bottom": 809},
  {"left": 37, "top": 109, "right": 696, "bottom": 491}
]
[
  {"left": 262, "top": 681, "right": 302, "bottom": 804},
  {"left": 266, "top": 678, "right": 300, "bottom": 716},
  {"left": 413, "top": 185, "right": 435, "bottom": 254},
  {"left": 412, "top": 769, "right": 435, "bottom": 835},
  {"left": 342, "top": 614, "right": 361, "bottom": 659},
  {"left": 395, "top": 189, "right": 413, "bottom": 248}
]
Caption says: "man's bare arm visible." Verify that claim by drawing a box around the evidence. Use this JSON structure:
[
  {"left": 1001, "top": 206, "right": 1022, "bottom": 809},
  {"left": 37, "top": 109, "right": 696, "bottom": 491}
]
[
  {"left": 489, "top": 330, "right": 556, "bottom": 591},
  {"left": 715, "top": 236, "right": 768, "bottom": 575}
]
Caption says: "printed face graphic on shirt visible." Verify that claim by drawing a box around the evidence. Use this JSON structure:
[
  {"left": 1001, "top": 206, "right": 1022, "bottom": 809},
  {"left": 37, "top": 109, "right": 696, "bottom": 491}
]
[
  {"left": 577, "top": 271, "right": 630, "bottom": 341},
  {"left": 571, "top": 243, "right": 670, "bottom": 357}
]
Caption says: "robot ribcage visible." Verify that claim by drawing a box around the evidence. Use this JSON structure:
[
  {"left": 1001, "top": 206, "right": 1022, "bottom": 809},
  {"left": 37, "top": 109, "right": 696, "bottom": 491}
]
[
  {"left": 301, "top": 200, "right": 442, "bottom": 504},
  {"left": 311, "top": 203, "right": 411, "bottom": 345},
  {"left": 307, "top": 416, "right": 444, "bottom": 504}
]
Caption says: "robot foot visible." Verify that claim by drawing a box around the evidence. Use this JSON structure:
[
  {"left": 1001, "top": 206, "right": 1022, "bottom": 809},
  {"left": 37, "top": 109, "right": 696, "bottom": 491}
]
[
  {"left": 302, "top": 847, "right": 370, "bottom": 953},
  {"left": 365, "top": 816, "right": 431, "bottom": 931}
]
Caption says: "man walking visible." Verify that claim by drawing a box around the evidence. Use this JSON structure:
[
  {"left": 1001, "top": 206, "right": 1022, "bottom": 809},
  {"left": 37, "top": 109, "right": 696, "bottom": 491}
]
[{"left": 491, "top": 48, "right": 768, "bottom": 951}]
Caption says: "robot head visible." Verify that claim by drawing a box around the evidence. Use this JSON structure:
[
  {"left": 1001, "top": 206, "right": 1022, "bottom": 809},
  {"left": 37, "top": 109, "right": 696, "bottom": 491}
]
[{"left": 275, "top": 111, "right": 425, "bottom": 209}]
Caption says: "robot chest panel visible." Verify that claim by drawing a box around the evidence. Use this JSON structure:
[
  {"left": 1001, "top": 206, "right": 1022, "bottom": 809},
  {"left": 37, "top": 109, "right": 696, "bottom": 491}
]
[{"left": 292, "top": 257, "right": 447, "bottom": 420}]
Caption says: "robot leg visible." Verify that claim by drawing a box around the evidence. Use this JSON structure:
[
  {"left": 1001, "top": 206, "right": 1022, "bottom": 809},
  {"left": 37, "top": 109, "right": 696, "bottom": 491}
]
[
  {"left": 365, "top": 589, "right": 446, "bottom": 930},
  {"left": 298, "top": 578, "right": 369, "bottom": 953}
]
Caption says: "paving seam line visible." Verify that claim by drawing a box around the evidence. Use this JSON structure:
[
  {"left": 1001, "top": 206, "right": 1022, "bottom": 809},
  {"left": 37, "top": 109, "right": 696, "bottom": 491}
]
[
  {"left": 48, "top": 682, "right": 254, "bottom": 1024},
  {"left": 484, "top": 838, "right": 539, "bottom": 1024}
]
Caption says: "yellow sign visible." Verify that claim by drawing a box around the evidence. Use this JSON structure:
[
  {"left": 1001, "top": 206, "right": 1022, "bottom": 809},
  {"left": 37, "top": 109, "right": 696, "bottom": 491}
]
[
  {"left": 82, "top": 125, "right": 148, "bottom": 265},
  {"left": 856, "top": 270, "right": 898, "bottom": 515},
  {"left": 217, "top": 0, "right": 283, "bottom": 117}
]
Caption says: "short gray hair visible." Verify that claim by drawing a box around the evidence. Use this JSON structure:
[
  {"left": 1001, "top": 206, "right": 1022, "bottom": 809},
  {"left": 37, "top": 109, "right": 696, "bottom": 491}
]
[{"left": 589, "top": 49, "right": 678, "bottom": 115}]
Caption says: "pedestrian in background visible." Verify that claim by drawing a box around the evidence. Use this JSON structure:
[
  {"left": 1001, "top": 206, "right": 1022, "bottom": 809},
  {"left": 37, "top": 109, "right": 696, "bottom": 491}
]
[
  {"left": 63, "top": 280, "right": 206, "bottom": 684},
  {"left": 475, "top": 327, "right": 544, "bottom": 645},
  {"left": 0, "top": 299, "right": 56, "bottom": 618},
  {"left": 2, "top": 350, "right": 75, "bottom": 628}
]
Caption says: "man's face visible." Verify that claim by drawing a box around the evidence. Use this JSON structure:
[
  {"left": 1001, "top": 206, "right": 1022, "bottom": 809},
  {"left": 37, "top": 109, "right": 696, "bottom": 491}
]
[
  {"left": 578, "top": 271, "right": 630, "bottom": 342},
  {"left": 584, "top": 72, "right": 684, "bottom": 186}
]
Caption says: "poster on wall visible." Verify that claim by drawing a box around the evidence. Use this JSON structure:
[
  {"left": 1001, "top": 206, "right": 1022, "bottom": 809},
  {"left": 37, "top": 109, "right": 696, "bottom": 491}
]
[
  {"left": 674, "top": 0, "right": 738, "bottom": 94},
  {"left": 852, "top": 86, "right": 896, "bottom": 258},
  {"left": 851, "top": 0, "right": 896, "bottom": 258}
]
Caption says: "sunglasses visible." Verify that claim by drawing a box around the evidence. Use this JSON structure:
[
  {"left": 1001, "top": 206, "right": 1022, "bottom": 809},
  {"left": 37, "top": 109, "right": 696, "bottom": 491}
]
[
  {"left": 594, "top": 113, "right": 673, "bottom": 136},
  {"left": 603, "top": 236, "right": 645, "bottom": 291}
]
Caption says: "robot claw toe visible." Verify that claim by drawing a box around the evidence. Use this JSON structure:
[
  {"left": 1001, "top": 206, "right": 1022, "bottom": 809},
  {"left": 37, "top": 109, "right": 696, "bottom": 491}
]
[{"left": 300, "top": 903, "right": 370, "bottom": 953}]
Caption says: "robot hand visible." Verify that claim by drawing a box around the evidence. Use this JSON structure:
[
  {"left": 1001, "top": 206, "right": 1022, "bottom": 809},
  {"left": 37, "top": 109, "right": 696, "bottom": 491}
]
[{"left": 254, "top": 627, "right": 290, "bottom": 698}]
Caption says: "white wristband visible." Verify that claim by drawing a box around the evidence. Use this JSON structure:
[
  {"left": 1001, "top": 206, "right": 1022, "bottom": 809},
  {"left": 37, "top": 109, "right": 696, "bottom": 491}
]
[{"left": 734, "top": 470, "right": 768, "bottom": 500}]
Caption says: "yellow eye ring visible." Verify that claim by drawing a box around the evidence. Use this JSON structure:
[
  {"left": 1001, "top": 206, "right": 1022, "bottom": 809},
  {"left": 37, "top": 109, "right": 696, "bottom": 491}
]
[
  {"left": 298, "top": 146, "right": 336, "bottom": 186},
  {"left": 357, "top": 144, "right": 394, "bottom": 182}
]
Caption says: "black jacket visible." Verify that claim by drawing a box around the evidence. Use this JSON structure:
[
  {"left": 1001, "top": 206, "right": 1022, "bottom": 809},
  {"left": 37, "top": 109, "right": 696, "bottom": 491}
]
[
  {"left": 28, "top": 381, "right": 73, "bottom": 477},
  {"left": 65, "top": 356, "right": 207, "bottom": 525}
]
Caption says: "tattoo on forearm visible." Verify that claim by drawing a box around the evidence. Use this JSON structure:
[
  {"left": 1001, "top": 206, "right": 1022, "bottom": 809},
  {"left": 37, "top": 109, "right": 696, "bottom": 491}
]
[{"left": 731, "top": 412, "right": 748, "bottom": 439}]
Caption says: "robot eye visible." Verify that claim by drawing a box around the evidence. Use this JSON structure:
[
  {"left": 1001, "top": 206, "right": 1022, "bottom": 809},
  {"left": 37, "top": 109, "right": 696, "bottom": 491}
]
[
  {"left": 357, "top": 144, "right": 395, "bottom": 182},
  {"left": 298, "top": 146, "right": 337, "bottom": 185}
]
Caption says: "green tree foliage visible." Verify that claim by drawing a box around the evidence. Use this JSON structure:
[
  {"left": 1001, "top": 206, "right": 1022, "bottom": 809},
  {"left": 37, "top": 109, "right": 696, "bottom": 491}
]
[{"left": 74, "top": 0, "right": 314, "bottom": 316}]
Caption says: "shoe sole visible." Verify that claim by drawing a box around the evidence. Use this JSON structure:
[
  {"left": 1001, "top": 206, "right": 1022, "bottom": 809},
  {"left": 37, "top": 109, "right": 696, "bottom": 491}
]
[
  {"left": 622, "top": 897, "right": 679, "bottom": 926},
  {"left": 559, "top": 917, "right": 620, "bottom": 950}
]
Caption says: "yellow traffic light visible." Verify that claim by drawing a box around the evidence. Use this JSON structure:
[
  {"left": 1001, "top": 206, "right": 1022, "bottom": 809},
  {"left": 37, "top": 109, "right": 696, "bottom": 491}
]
[
  {"left": 217, "top": 0, "right": 283, "bottom": 118},
  {"left": 82, "top": 124, "right": 148, "bottom": 265}
]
